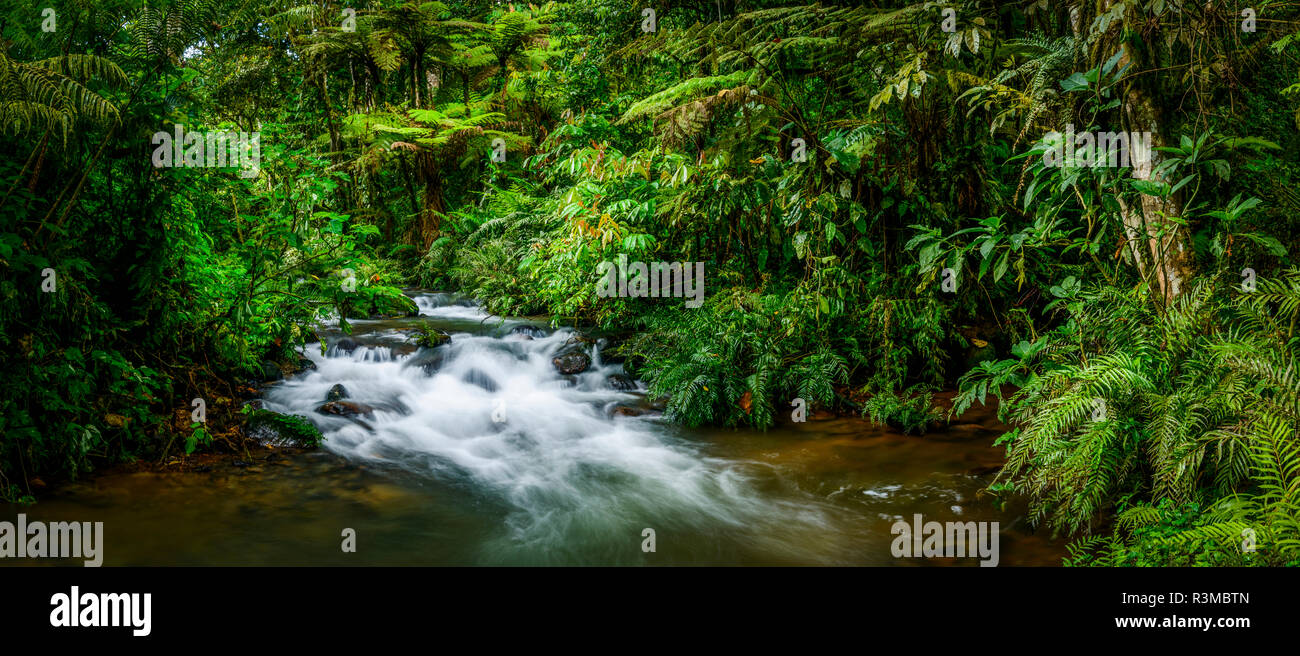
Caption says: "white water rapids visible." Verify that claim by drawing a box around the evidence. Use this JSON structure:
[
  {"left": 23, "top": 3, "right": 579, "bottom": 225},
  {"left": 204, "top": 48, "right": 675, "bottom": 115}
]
[{"left": 260, "top": 292, "right": 855, "bottom": 563}]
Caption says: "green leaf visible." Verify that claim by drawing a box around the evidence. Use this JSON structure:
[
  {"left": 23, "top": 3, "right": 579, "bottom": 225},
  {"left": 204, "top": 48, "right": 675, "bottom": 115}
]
[
  {"left": 993, "top": 250, "right": 1010, "bottom": 282},
  {"left": 1239, "top": 233, "right": 1287, "bottom": 258},
  {"left": 1060, "top": 73, "right": 1090, "bottom": 92}
]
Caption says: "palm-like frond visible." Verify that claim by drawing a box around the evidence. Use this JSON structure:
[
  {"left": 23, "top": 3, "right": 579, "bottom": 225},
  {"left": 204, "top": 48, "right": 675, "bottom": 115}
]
[{"left": 0, "top": 50, "right": 123, "bottom": 143}]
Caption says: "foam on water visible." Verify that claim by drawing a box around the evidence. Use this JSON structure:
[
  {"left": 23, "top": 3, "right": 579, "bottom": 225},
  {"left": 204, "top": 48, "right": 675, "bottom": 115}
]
[{"left": 262, "top": 293, "right": 844, "bottom": 562}]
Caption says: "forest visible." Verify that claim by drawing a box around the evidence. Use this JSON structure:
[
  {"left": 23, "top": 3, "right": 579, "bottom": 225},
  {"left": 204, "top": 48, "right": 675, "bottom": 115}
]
[{"left": 2, "top": 0, "right": 1299, "bottom": 567}]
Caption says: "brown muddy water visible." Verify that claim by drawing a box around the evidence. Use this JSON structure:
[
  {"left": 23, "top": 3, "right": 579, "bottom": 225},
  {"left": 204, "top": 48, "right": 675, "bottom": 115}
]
[{"left": 1, "top": 292, "right": 1064, "bottom": 566}]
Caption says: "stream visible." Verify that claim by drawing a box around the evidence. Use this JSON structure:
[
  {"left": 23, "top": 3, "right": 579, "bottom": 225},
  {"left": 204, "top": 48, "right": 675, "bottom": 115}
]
[{"left": 1, "top": 291, "right": 1063, "bottom": 566}]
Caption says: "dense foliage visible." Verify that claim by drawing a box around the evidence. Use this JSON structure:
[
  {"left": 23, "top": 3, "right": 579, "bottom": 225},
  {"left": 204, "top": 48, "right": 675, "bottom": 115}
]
[{"left": 3, "top": 0, "right": 1298, "bottom": 565}]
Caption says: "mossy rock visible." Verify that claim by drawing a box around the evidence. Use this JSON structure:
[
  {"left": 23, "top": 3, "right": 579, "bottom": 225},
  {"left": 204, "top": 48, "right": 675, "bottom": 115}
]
[
  {"left": 244, "top": 409, "right": 324, "bottom": 448},
  {"left": 412, "top": 325, "right": 451, "bottom": 348}
]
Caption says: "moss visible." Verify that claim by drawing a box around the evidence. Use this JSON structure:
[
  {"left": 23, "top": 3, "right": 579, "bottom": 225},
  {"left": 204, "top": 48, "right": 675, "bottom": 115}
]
[
  {"left": 244, "top": 410, "right": 324, "bottom": 448},
  {"left": 412, "top": 324, "right": 451, "bottom": 348}
]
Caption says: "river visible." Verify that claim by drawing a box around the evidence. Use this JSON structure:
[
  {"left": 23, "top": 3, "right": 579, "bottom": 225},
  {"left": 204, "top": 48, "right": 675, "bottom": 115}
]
[{"left": 1, "top": 291, "right": 1063, "bottom": 566}]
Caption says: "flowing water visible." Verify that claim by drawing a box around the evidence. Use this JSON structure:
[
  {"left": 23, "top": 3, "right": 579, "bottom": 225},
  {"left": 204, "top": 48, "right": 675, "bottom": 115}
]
[{"left": 1, "top": 291, "right": 1064, "bottom": 566}]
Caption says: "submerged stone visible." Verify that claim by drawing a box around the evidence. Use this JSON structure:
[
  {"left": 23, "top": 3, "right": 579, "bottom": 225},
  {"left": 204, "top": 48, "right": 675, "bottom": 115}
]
[
  {"left": 402, "top": 347, "right": 448, "bottom": 376},
  {"left": 462, "top": 368, "right": 499, "bottom": 392},
  {"left": 510, "top": 325, "right": 549, "bottom": 339},
  {"left": 606, "top": 373, "right": 637, "bottom": 391}
]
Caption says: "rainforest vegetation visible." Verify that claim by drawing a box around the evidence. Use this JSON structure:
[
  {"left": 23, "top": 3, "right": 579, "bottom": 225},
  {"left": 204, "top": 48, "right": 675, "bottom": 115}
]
[{"left": 2, "top": 0, "right": 1300, "bottom": 566}]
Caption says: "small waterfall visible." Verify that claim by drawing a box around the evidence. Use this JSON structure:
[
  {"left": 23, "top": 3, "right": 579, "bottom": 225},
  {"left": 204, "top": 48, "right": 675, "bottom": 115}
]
[{"left": 261, "top": 291, "right": 850, "bottom": 563}]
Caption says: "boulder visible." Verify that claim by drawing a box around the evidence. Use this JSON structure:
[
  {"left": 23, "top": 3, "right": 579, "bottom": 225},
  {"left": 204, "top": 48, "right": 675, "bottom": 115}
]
[
  {"left": 325, "top": 383, "right": 349, "bottom": 402},
  {"left": 606, "top": 373, "right": 637, "bottom": 391},
  {"left": 413, "top": 327, "right": 451, "bottom": 348},
  {"left": 317, "top": 400, "right": 375, "bottom": 418},
  {"left": 552, "top": 346, "right": 591, "bottom": 375},
  {"left": 565, "top": 333, "right": 599, "bottom": 347}
]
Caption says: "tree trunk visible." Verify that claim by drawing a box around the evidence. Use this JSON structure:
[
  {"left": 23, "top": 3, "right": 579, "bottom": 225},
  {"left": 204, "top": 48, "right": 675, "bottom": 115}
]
[
  {"left": 416, "top": 152, "right": 444, "bottom": 249},
  {"left": 1117, "top": 45, "right": 1194, "bottom": 304},
  {"left": 1092, "top": 2, "right": 1193, "bottom": 303}
]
